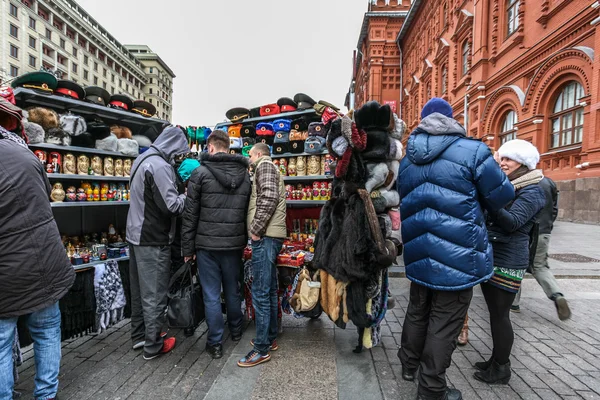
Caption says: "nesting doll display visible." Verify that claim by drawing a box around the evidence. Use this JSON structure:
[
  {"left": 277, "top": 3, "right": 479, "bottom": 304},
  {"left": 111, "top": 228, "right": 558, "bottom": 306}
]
[
  {"left": 78, "top": 155, "right": 90, "bottom": 175},
  {"left": 63, "top": 153, "right": 77, "bottom": 175}
]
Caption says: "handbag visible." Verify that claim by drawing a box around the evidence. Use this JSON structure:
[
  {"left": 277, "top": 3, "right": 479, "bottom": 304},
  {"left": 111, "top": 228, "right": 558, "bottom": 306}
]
[
  {"left": 290, "top": 268, "right": 321, "bottom": 312},
  {"left": 167, "top": 260, "right": 205, "bottom": 329}
]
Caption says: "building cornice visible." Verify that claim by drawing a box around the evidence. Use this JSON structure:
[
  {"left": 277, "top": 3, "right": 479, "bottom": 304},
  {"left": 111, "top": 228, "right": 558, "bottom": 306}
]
[{"left": 396, "top": 0, "right": 423, "bottom": 44}]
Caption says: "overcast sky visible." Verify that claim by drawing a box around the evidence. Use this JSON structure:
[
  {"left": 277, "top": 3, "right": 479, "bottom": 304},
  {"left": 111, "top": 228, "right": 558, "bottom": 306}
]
[{"left": 76, "top": 0, "right": 368, "bottom": 127}]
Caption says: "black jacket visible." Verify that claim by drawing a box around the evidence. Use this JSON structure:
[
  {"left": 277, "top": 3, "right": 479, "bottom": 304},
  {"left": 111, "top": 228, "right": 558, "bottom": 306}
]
[
  {"left": 181, "top": 152, "right": 251, "bottom": 255},
  {"left": 0, "top": 139, "right": 75, "bottom": 318},
  {"left": 537, "top": 177, "right": 558, "bottom": 234},
  {"left": 487, "top": 184, "right": 545, "bottom": 270}
]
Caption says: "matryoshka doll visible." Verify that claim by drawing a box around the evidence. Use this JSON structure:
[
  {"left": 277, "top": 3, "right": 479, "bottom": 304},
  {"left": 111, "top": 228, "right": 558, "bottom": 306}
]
[
  {"left": 307, "top": 155, "right": 320, "bottom": 176},
  {"left": 114, "top": 159, "right": 123, "bottom": 177},
  {"left": 63, "top": 153, "right": 77, "bottom": 175},
  {"left": 103, "top": 157, "right": 114, "bottom": 176},
  {"left": 93, "top": 183, "right": 100, "bottom": 201},
  {"left": 46, "top": 152, "right": 61, "bottom": 174},
  {"left": 65, "top": 186, "right": 77, "bottom": 202},
  {"left": 287, "top": 158, "right": 297, "bottom": 176},
  {"left": 320, "top": 181, "right": 328, "bottom": 200},
  {"left": 77, "top": 155, "right": 90, "bottom": 175},
  {"left": 50, "top": 183, "right": 65, "bottom": 202},
  {"left": 91, "top": 156, "right": 103, "bottom": 176},
  {"left": 100, "top": 183, "right": 109, "bottom": 201},
  {"left": 279, "top": 158, "right": 287, "bottom": 176},
  {"left": 76, "top": 188, "right": 87, "bottom": 201},
  {"left": 296, "top": 156, "right": 306, "bottom": 177},
  {"left": 123, "top": 159, "right": 132, "bottom": 177},
  {"left": 312, "top": 182, "right": 320, "bottom": 200},
  {"left": 34, "top": 150, "right": 47, "bottom": 165}
]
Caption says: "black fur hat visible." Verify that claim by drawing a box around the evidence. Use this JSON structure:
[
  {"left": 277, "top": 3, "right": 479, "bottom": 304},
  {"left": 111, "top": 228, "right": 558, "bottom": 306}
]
[
  {"left": 354, "top": 101, "right": 392, "bottom": 132},
  {"left": 70, "top": 132, "right": 95, "bottom": 148},
  {"left": 45, "top": 127, "right": 71, "bottom": 146},
  {"left": 362, "top": 130, "right": 390, "bottom": 161}
]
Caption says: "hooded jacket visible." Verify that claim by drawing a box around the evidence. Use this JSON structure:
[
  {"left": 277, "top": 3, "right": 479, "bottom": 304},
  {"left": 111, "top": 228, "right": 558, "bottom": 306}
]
[
  {"left": 0, "top": 137, "right": 75, "bottom": 318},
  {"left": 126, "top": 126, "right": 189, "bottom": 246},
  {"left": 181, "top": 152, "right": 251, "bottom": 254},
  {"left": 397, "top": 113, "right": 515, "bottom": 291}
]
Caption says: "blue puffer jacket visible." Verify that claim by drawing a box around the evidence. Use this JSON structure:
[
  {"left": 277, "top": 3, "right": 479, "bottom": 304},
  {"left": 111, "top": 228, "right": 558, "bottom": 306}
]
[{"left": 397, "top": 113, "right": 515, "bottom": 291}]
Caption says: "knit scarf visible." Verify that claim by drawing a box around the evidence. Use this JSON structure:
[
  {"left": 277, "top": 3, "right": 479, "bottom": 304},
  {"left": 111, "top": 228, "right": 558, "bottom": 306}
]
[{"left": 511, "top": 169, "right": 544, "bottom": 190}]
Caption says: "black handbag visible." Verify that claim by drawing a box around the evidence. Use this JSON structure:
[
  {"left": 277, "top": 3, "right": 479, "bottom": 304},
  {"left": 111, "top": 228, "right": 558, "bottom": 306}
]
[{"left": 167, "top": 260, "right": 205, "bottom": 329}]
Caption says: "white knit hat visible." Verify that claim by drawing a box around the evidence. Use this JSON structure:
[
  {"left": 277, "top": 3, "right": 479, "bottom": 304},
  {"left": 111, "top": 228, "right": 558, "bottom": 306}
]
[{"left": 498, "top": 139, "right": 540, "bottom": 170}]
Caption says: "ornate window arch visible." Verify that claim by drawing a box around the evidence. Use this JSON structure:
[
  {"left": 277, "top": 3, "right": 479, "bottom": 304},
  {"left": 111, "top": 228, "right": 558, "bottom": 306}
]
[{"left": 549, "top": 81, "right": 584, "bottom": 149}]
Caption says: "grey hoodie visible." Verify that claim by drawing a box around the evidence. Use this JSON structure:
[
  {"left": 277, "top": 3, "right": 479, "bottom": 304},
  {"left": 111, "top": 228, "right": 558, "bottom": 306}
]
[{"left": 126, "top": 126, "right": 190, "bottom": 246}]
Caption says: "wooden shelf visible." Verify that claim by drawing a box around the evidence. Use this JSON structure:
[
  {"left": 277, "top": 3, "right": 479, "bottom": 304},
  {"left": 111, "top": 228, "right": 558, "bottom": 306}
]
[
  {"left": 72, "top": 256, "right": 129, "bottom": 271},
  {"left": 272, "top": 151, "right": 329, "bottom": 158},
  {"left": 51, "top": 201, "right": 130, "bottom": 208},
  {"left": 46, "top": 173, "right": 129, "bottom": 182},
  {"left": 286, "top": 200, "right": 327, "bottom": 207},
  {"left": 215, "top": 109, "right": 317, "bottom": 129},
  {"left": 283, "top": 175, "right": 332, "bottom": 182},
  {"left": 29, "top": 143, "right": 137, "bottom": 158}
]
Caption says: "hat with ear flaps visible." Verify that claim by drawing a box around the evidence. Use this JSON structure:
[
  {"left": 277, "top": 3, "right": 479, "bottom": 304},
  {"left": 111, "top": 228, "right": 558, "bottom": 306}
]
[{"left": 354, "top": 101, "right": 392, "bottom": 132}]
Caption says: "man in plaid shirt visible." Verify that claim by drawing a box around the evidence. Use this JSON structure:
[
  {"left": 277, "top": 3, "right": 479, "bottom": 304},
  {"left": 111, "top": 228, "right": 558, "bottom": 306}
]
[{"left": 238, "top": 143, "right": 287, "bottom": 367}]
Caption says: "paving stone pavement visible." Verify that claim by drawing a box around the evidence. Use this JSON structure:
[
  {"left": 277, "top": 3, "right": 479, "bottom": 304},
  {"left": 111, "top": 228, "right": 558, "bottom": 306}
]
[{"left": 14, "top": 277, "right": 600, "bottom": 399}]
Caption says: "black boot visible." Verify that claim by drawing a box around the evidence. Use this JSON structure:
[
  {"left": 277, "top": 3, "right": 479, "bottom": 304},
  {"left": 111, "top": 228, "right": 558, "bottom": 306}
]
[
  {"left": 205, "top": 343, "right": 223, "bottom": 359},
  {"left": 473, "top": 360, "right": 511, "bottom": 384},
  {"left": 474, "top": 355, "right": 493, "bottom": 371},
  {"left": 401, "top": 365, "right": 417, "bottom": 381},
  {"left": 417, "top": 388, "right": 462, "bottom": 400}
]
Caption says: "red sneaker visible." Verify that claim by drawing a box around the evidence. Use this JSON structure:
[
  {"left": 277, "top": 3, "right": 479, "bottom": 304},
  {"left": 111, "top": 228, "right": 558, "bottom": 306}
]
[{"left": 143, "top": 337, "right": 176, "bottom": 360}]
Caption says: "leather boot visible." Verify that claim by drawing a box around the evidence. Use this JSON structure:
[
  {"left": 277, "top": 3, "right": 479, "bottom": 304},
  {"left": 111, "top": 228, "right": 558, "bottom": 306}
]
[
  {"left": 474, "top": 355, "right": 493, "bottom": 371},
  {"left": 401, "top": 364, "right": 416, "bottom": 381},
  {"left": 417, "top": 388, "right": 462, "bottom": 400},
  {"left": 473, "top": 359, "right": 511, "bottom": 384},
  {"left": 457, "top": 314, "right": 468, "bottom": 346}
]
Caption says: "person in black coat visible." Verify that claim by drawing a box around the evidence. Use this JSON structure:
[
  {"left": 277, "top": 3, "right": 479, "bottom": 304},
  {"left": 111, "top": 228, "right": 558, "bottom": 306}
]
[
  {"left": 511, "top": 176, "right": 570, "bottom": 320},
  {"left": 181, "top": 130, "right": 251, "bottom": 359},
  {"left": 0, "top": 122, "right": 74, "bottom": 400},
  {"left": 474, "top": 139, "right": 545, "bottom": 385}
]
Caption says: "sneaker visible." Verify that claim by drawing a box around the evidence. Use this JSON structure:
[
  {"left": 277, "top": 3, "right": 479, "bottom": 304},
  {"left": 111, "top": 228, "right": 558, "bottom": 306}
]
[
  {"left": 237, "top": 349, "right": 271, "bottom": 368},
  {"left": 205, "top": 343, "right": 223, "bottom": 359},
  {"left": 510, "top": 305, "right": 520, "bottom": 313},
  {"left": 143, "top": 337, "right": 176, "bottom": 360},
  {"left": 554, "top": 296, "right": 571, "bottom": 321},
  {"left": 132, "top": 331, "right": 168, "bottom": 350},
  {"left": 250, "top": 339, "right": 279, "bottom": 351}
]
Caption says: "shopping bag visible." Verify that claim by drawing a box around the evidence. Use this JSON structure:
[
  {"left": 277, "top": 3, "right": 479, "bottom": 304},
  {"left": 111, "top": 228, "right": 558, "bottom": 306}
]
[{"left": 167, "top": 260, "right": 205, "bottom": 329}]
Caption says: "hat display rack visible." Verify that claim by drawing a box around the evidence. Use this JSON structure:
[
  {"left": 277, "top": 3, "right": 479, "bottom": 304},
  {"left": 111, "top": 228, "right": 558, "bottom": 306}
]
[{"left": 216, "top": 94, "right": 344, "bottom": 208}]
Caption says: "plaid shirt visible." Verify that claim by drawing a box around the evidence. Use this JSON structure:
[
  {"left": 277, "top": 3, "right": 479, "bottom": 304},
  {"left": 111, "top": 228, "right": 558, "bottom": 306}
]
[{"left": 250, "top": 157, "right": 280, "bottom": 237}]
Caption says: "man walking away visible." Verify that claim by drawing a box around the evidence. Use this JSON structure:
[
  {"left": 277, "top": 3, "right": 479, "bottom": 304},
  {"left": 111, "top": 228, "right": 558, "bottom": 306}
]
[
  {"left": 126, "top": 126, "right": 189, "bottom": 360},
  {"left": 238, "top": 143, "right": 287, "bottom": 368},
  {"left": 396, "top": 98, "right": 515, "bottom": 400},
  {"left": 181, "top": 130, "right": 251, "bottom": 359},
  {"left": 0, "top": 121, "right": 75, "bottom": 400},
  {"left": 512, "top": 176, "right": 571, "bottom": 320}
]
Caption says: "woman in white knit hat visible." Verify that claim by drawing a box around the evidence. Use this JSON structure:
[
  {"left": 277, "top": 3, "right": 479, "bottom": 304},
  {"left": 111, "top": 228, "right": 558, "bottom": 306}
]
[{"left": 474, "top": 139, "right": 546, "bottom": 385}]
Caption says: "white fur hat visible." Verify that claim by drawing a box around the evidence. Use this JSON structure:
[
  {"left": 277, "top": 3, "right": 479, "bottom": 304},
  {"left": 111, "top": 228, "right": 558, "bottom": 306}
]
[{"left": 498, "top": 139, "right": 540, "bottom": 170}]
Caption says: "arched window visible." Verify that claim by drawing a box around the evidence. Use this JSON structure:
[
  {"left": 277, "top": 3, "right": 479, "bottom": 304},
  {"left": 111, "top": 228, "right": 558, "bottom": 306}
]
[
  {"left": 500, "top": 110, "right": 517, "bottom": 144},
  {"left": 462, "top": 41, "right": 470, "bottom": 76},
  {"left": 549, "top": 81, "right": 584, "bottom": 148},
  {"left": 507, "top": 0, "right": 520, "bottom": 36},
  {"left": 441, "top": 65, "right": 448, "bottom": 95}
]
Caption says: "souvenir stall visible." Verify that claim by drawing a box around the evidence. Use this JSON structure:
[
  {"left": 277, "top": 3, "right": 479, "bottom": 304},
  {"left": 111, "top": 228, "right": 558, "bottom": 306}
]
[
  {"left": 3, "top": 71, "right": 170, "bottom": 345},
  {"left": 215, "top": 94, "right": 341, "bottom": 323},
  {"left": 313, "top": 101, "right": 406, "bottom": 351}
]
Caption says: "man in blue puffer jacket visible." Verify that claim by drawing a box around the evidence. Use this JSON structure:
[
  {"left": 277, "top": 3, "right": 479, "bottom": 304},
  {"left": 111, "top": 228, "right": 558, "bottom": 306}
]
[{"left": 396, "top": 98, "right": 514, "bottom": 400}]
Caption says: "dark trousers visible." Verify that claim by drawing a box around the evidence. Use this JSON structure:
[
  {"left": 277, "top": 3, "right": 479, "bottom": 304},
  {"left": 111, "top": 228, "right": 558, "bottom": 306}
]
[
  {"left": 251, "top": 237, "right": 283, "bottom": 355},
  {"left": 481, "top": 282, "right": 516, "bottom": 365},
  {"left": 399, "top": 282, "right": 473, "bottom": 398},
  {"left": 197, "top": 249, "right": 244, "bottom": 346},
  {"left": 129, "top": 245, "right": 171, "bottom": 356}
]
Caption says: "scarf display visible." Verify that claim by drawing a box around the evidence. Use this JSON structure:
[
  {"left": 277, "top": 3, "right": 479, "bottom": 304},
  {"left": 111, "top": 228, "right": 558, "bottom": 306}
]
[
  {"left": 511, "top": 169, "right": 544, "bottom": 190},
  {"left": 59, "top": 268, "right": 96, "bottom": 340},
  {"left": 94, "top": 260, "right": 127, "bottom": 333}
]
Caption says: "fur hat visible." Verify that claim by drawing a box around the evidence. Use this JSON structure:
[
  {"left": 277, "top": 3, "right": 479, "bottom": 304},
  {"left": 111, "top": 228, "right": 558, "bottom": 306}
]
[
  {"left": 27, "top": 107, "right": 60, "bottom": 132},
  {"left": 86, "top": 119, "right": 111, "bottom": 140},
  {"left": 95, "top": 133, "right": 118, "bottom": 152},
  {"left": 118, "top": 138, "right": 139, "bottom": 156},
  {"left": 111, "top": 125, "right": 132, "bottom": 139},
  {"left": 421, "top": 98, "right": 453, "bottom": 119},
  {"left": 332, "top": 136, "right": 348, "bottom": 158},
  {"left": 388, "top": 138, "right": 403, "bottom": 161},
  {"left": 498, "top": 139, "right": 540, "bottom": 170},
  {"left": 24, "top": 121, "right": 44, "bottom": 144},
  {"left": 390, "top": 114, "right": 406, "bottom": 140},
  {"left": 60, "top": 114, "right": 87, "bottom": 136},
  {"left": 384, "top": 160, "right": 400, "bottom": 190},
  {"left": 382, "top": 189, "right": 400, "bottom": 208},
  {"left": 365, "top": 162, "right": 389, "bottom": 193},
  {"left": 132, "top": 134, "right": 152, "bottom": 148},
  {"left": 45, "top": 127, "right": 71, "bottom": 146},
  {"left": 362, "top": 130, "right": 390, "bottom": 161},
  {"left": 70, "top": 132, "right": 94, "bottom": 148},
  {"left": 354, "top": 101, "right": 392, "bottom": 132},
  {"left": 379, "top": 214, "right": 393, "bottom": 239}
]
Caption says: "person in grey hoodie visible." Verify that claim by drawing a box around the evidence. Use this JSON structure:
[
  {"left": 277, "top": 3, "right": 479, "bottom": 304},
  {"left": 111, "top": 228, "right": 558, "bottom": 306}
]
[{"left": 126, "top": 125, "right": 189, "bottom": 360}]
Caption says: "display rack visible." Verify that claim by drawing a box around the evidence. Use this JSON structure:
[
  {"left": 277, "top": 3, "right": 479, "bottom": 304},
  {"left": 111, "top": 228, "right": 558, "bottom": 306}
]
[
  {"left": 51, "top": 202, "right": 130, "bottom": 208},
  {"left": 29, "top": 143, "right": 136, "bottom": 158},
  {"left": 73, "top": 256, "right": 130, "bottom": 272},
  {"left": 286, "top": 200, "right": 327, "bottom": 207},
  {"left": 46, "top": 173, "right": 130, "bottom": 182},
  {"left": 275, "top": 151, "right": 329, "bottom": 158},
  {"left": 214, "top": 108, "right": 317, "bottom": 129},
  {"left": 283, "top": 175, "right": 332, "bottom": 182}
]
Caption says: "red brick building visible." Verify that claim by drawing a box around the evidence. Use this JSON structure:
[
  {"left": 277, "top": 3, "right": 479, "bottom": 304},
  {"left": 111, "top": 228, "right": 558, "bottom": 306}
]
[
  {"left": 393, "top": 0, "right": 600, "bottom": 223},
  {"left": 347, "top": 1, "right": 409, "bottom": 113}
]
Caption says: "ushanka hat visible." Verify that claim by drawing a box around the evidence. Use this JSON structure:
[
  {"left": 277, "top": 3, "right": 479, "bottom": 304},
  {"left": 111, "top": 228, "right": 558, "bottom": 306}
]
[
  {"left": 108, "top": 94, "right": 134, "bottom": 111},
  {"left": 260, "top": 104, "right": 280, "bottom": 116},
  {"left": 277, "top": 97, "right": 297, "bottom": 113},
  {"left": 256, "top": 122, "right": 274, "bottom": 136},
  {"left": 354, "top": 101, "right": 392, "bottom": 132},
  {"left": 272, "top": 119, "right": 291, "bottom": 133},
  {"left": 55, "top": 80, "right": 85, "bottom": 100},
  {"left": 274, "top": 131, "right": 289, "bottom": 143},
  {"left": 293, "top": 93, "right": 316, "bottom": 110},
  {"left": 132, "top": 100, "right": 156, "bottom": 118},
  {"left": 226, "top": 107, "right": 250, "bottom": 123},
  {"left": 291, "top": 117, "right": 308, "bottom": 132},
  {"left": 11, "top": 71, "right": 57, "bottom": 94},
  {"left": 249, "top": 107, "right": 261, "bottom": 118},
  {"left": 241, "top": 124, "right": 256, "bottom": 137},
  {"left": 257, "top": 136, "right": 274, "bottom": 146},
  {"left": 308, "top": 122, "right": 326, "bottom": 138},
  {"left": 304, "top": 136, "right": 326, "bottom": 154},
  {"left": 290, "top": 140, "right": 304, "bottom": 154},
  {"left": 228, "top": 124, "right": 242, "bottom": 138},
  {"left": 273, "top": 142, "right": 290, "bottom": 155},
  {"left": 84, "top": 86, "right": 110, "bottom": 106},
  {"left": 230, "top": 137, "right": 243, "bottom": 149},
  {"left": 242, "top": 137, "right": 256, "bottom": 147}
]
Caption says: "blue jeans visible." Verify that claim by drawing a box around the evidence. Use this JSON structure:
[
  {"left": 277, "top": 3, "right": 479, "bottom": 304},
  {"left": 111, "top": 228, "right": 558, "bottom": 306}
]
[
  {"left": 0, "top": 303, "right": 62, "bottom": 400},
  {"left": 197, "top": 249, "right": 244, "bottom": 346},
  {"left": 251, "top": 237, "right": 283, "bottom": 355}
]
